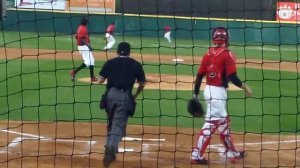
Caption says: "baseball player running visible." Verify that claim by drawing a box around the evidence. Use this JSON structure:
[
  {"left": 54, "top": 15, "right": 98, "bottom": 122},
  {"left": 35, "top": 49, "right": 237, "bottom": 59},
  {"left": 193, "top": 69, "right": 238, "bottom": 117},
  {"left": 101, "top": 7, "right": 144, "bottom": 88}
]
[
  {"left": 191, "top": 27, "right": 252, "bottom": 165},
  {"left": 103, "top": 22, "right": 116, "bottom": 50},
  {"left": 70, "top": 17, "right": 97, "bottom": 83},
  {"left": 164, "top": 25, "right": 172, "bottom": 43}
]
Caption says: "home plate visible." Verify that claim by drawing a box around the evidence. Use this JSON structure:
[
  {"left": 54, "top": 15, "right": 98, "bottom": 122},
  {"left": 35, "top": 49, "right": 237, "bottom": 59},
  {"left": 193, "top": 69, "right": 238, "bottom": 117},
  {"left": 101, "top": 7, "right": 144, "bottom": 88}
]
[
  {"left": 172, "top": 58, "right": 184, "bottom": 63},
  {"left": 118, "top": 148, "right": 134, "bottom": 152}
]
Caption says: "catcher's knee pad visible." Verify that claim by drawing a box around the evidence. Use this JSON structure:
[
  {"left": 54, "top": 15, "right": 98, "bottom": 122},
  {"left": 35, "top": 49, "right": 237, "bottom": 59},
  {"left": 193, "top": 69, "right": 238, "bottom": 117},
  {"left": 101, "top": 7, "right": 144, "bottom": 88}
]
[
  {"left": 196, "top": 128, "right": 213, "bottom": 155},
  {"left": 200, "top": 128, "right": 212, "bottom": 136}
]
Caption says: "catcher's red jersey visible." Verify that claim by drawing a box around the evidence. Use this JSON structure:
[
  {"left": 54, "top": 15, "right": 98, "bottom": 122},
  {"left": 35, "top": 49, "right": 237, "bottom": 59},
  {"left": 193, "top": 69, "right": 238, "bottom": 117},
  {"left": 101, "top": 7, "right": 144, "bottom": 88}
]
[
  {"left": 76, "top": 25, "right": 89, "bottom": 45},
  {"left": 106, "top": 24, "right": 115, "bottom": 34},
  {"left": 198, "top": 47, "right": 237, "bottom": 87}
]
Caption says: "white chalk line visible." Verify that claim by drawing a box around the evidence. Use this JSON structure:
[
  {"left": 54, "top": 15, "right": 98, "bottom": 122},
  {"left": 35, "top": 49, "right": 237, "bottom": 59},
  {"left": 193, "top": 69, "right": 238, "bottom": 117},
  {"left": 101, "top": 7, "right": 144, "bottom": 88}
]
[
  {"left": 209, "top": 139, "right": 300, "bottom": 149},
  {"left": 0, "top": 129, "right": 97, "bottom": 154},
  {"left": 150, "top": 43, "right": 295, "bottom": 51},
  {"left": 1, "top": 129, "right": 97, "bottom": 144},
  {"left": 7, "top": 129, "right": 297, "bottom": 157},
  {"left": 1, "top": 129, "right": 46, "bottom": 139},
  {"left": 122, "top": 137, "right": 165, "bottom": 142},
  {"left": 141, "top": 139, "right": 300, "bottom": 163},
  {"left": 141, "top": 139, "right": 300, "bottom": 151},
  {"left": 0, "top": 130, "right": 165, "bottom": 154}
]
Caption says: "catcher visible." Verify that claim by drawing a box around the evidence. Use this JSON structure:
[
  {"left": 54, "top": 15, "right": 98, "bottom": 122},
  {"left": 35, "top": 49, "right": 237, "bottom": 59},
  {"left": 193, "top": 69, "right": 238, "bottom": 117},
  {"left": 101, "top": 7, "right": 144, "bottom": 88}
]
[{"left": 190, "top": 27, "right": 252, "bottom": 165}]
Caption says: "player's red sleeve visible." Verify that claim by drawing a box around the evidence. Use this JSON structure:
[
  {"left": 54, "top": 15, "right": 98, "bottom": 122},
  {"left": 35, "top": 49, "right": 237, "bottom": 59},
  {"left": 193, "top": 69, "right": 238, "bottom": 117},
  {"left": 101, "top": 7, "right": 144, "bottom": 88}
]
[
  {"left": 225, "top": 51, "right": 237, "bottom": 77},
  {"left": 197, "top": 54, "right": 208, "bottom": 76}
]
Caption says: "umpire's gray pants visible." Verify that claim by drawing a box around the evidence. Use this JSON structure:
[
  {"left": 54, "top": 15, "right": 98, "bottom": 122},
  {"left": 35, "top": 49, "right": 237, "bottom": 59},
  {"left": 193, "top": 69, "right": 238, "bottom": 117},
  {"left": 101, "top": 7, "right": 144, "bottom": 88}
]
[{"left": 105, "top": 87, "right": 130, "bottom": 153}]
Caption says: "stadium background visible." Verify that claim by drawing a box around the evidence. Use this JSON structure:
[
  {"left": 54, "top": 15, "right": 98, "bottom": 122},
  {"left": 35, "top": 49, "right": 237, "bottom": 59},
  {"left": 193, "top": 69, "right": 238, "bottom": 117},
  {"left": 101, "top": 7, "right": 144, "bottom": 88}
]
[{"left": 0, "top": 0, "right": 299, "bottom": 167}]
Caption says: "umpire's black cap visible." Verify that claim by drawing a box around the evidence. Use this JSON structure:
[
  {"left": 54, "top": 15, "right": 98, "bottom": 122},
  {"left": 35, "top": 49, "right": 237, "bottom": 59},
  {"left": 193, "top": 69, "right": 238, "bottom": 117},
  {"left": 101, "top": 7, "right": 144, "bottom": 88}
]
[{"left": 117, "top": 42, "right": 131, "bottom": 56}]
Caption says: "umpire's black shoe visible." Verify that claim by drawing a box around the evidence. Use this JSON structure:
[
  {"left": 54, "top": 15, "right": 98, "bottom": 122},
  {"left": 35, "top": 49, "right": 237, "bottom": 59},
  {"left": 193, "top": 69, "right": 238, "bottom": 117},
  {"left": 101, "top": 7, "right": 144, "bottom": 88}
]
[{"left": 103, "top": 146, "right": 116, "bottom": 168}]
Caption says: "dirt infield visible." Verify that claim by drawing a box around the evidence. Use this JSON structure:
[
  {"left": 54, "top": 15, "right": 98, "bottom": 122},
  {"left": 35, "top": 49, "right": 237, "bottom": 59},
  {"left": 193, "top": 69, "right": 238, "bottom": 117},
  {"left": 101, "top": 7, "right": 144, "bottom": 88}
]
[
  {"left": 78, "top": 74, "right": 242, "bottom": 91},
  {"left": 1, "top": 48, "right": 299, "bottom": 73},
  {"left": 0, "top": 121, "right": 299, "bottom": 168},
  {"left": 1, "top": 48, "right": 300, "bottom": 167}
]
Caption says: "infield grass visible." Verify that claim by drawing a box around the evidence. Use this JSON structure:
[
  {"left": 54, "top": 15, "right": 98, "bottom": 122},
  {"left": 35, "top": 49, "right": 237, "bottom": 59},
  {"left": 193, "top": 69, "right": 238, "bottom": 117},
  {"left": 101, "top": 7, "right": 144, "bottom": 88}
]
[
  {"left": 1, "top": 31, "right": 299, "bottom": 133},
  {"left": 0, "top": 58, "right": 299, "bottom": 133}
]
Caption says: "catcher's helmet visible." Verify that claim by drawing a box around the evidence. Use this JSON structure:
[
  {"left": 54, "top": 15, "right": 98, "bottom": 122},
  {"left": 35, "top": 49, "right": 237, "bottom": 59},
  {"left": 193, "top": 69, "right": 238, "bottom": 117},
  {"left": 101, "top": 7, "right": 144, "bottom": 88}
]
[{"left": 212, "top": 27, "right": 229, "bottom": 45}]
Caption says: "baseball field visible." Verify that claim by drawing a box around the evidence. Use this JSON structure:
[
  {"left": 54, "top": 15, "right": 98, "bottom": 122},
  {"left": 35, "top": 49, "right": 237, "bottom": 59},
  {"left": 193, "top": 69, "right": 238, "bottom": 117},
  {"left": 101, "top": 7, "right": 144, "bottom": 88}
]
[{"left": 0, "top": 27, "right": 300, "bottom": 167}]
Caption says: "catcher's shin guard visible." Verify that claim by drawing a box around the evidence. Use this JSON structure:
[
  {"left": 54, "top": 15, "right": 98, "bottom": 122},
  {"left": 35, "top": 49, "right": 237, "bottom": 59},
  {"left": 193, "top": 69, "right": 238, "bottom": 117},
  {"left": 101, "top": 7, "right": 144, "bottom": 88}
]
[
  {"left": 220, "top": 134, "right": 237, "bottom": 152},
  {"left": 193, "top": 126, "right": 216, "bottom": 157}
]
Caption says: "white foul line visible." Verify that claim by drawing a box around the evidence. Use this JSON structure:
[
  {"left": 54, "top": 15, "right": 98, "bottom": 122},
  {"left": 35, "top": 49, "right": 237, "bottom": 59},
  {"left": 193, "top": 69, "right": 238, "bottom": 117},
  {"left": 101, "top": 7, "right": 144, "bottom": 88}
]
[
  {"left": 0, "top": 130, "right": 138, "bottom": 154},
  {"left": 4, "top": 129, "right": 298, "bottom": 156},
  {"left": 0, "top": 129, "right": 97, "bottom": 144},
  {"left": 118, "top": 148, "right": 134, "bottom": 152},
  {"left": 209, "top": 139, "right": 300, "bottom": 149},
  {"left": 122, "top": 137, "right": 165, "bottom": 142},
  {"left": 1, "top": 129, "right": 46, "bottom": 139},
  {"left": 141, "top": 139, "right": 300, "bottom": 150},
  {"left": 0, "top": 129, "right": 97, "bottom": 154}
]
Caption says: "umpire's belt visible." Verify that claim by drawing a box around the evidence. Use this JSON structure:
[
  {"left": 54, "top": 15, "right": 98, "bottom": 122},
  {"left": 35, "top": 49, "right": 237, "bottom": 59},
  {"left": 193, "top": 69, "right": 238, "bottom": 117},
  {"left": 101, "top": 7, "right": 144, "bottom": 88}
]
[{"left": 108, "top": 87, "right": 130, "bottom": 94}]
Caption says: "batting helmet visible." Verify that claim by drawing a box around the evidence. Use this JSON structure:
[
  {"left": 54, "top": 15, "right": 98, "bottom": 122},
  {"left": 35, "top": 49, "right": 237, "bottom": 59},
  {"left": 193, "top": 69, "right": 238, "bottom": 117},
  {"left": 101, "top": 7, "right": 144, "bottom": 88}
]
[
  {"left": 80, "top": 17, "right": 88, "bottom": 26},
  {"left": 212, "top": 27, "right": 229, "bottom": 45}
]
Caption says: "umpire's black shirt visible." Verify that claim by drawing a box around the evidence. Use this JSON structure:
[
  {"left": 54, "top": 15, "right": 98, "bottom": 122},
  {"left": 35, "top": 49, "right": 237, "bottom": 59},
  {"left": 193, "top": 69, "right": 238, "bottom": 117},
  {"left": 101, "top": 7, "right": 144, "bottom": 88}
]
[{"left": 99, "top": 56, "right": 146, "bottom": 92}]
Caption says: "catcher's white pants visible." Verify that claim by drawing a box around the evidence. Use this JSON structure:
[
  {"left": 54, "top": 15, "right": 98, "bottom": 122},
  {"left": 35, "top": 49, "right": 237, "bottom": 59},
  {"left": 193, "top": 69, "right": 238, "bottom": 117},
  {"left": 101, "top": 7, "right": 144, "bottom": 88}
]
[
  {"left": 191, "top": 118, "right": 240, "bottom": 160},
  {"left": 104, "top": 33, "right": 116, "bottom": 50},
  {"left": 78, "top": 45, "right": 94, "bottom": 66},
  {"left": 204, "top": 85, "right": 228, "bottom": 121},
  {"left": 191, "top": 85, "right": 240, "bottom": 160},
  {"left": 164, "top": 31, "right": 171, "bottom": 43}
]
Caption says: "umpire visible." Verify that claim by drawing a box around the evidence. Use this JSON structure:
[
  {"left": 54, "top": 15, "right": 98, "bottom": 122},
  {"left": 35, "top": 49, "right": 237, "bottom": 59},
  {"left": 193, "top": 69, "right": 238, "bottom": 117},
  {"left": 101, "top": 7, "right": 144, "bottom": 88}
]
[{"left": 97, "top": 42, "right": 146, "bottom": 168}]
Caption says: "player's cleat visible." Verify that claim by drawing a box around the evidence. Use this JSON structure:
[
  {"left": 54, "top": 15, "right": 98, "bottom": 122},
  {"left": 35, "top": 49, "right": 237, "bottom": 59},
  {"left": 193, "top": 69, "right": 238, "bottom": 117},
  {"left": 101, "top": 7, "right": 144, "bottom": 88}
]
[
  {"left": 190, "top": 158, "right": 208, "bottom": 165},
  {"left": 70, "top": 70, "right": 76, "bottom": 81},
  {"left": 91, "top": 77, "right": 98, "bottom": 83},
  {"left": 103, "top": 146, "right": 116, "bottom": 168},
  {"left": 229, "top": 151, "right": 245, "bottom": 164}
]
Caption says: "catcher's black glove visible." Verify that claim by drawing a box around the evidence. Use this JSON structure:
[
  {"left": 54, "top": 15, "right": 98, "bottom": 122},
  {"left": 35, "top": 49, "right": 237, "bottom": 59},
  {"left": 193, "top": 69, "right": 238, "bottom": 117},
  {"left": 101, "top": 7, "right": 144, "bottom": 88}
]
[{"left": 187, "top": 98, "right": 204, "bottom": 117}]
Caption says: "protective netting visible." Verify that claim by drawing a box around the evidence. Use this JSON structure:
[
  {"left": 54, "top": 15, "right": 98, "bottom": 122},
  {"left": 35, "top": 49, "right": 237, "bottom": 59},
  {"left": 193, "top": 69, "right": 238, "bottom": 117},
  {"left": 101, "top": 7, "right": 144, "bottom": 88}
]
[{"left": 0, "top": 0, "right": 299, "bottom": 167}]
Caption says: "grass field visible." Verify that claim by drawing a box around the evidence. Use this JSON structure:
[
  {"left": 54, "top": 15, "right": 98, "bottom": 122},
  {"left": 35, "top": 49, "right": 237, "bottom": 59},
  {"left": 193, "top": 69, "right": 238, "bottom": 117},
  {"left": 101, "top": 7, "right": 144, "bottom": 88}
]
[
  {"left": 1, "top": 31, "right": 300, "bottom": 61},
  {"left": 0, "top": 31, "right": 299, "bottom": 134}
]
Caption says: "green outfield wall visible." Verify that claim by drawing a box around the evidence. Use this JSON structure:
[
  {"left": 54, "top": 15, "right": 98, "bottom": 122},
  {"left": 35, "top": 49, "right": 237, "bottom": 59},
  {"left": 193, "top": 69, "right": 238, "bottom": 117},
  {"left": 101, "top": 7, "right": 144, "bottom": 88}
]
[{"left": 1, "top": 9, "right": 299, "bottom": 45}]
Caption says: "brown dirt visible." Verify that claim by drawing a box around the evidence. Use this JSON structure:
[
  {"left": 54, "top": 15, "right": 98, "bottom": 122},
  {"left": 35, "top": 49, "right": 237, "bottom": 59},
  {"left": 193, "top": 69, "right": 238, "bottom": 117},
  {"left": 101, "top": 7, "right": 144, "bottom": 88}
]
[
  {"left": 1, "top": 48, "right": 299, "bottom": 167},
  {"left": 0, "top": 48, "right": 299, "bottom": 73},
  {"left": 78, "top": 74, "right": 242, "bottom": 91},
  {"left": 0, "top": 121, "right": 299, "bottom": 168}
]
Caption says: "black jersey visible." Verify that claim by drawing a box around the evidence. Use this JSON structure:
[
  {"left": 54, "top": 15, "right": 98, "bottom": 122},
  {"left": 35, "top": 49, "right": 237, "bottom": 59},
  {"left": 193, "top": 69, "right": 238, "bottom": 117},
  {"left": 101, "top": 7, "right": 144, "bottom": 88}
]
[{"left": 99, "top": 56, "right": 146, "bottom": 92}]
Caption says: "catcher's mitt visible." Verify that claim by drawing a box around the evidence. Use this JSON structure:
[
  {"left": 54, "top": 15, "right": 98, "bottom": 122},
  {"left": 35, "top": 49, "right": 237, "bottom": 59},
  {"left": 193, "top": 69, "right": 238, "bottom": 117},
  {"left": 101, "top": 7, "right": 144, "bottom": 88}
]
[{"left": 187, "top": 98, "right": 204, "bottom": 117}]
